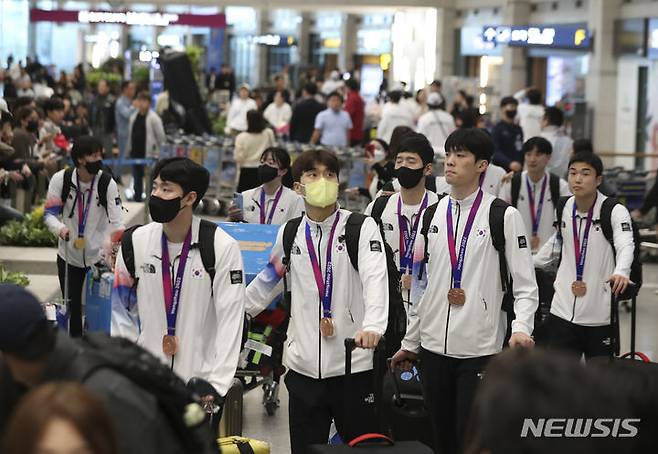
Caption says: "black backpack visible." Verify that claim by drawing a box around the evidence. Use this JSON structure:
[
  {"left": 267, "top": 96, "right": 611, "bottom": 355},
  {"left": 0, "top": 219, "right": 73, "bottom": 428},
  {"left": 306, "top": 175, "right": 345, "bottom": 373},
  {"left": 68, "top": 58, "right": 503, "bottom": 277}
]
[
  {"left": 510, "top": 172, "right": 561, "bottom": 219},
  {"left": 555, "top": 196, "right": 643, "bottom": 296},
  {"left": 73, "top": 332, "right": 216, "bottom": 453},
  {"left": 61, "top": 167, "right": 113, "bottom": 218},
  {"left": 419, "top": 197, "right": 515, "bottom": 336},
  {"left": 281, "top": 212, "right": 407, "bottom": 357}
]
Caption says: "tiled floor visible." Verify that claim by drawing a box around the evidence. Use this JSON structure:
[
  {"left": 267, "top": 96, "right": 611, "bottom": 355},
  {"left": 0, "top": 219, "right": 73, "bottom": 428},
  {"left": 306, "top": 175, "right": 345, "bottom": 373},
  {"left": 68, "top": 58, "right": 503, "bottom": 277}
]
[{"left": 241, "top": 264, "right": 658, "bottom": 454}]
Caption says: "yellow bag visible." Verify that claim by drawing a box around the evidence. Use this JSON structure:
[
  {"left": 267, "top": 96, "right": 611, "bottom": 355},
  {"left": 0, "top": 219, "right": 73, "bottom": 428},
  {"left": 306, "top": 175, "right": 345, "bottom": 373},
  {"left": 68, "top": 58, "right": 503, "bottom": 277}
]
[{"left": 218, "top": 436, "right": 270, "bottom": 453}]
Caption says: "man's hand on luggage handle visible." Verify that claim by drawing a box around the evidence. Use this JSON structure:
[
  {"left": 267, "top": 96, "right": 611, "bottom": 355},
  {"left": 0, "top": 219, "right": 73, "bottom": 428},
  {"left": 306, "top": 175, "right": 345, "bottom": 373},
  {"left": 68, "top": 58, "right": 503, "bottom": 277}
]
[
  {"left": 509, "top": 332, "right": 534, "bottom": 349},
  {"left": 390, "top": 349, "right": 418, "bottom": 372},
  {"left": 354, "top": 330, "right": 381, "bottom": 349}
]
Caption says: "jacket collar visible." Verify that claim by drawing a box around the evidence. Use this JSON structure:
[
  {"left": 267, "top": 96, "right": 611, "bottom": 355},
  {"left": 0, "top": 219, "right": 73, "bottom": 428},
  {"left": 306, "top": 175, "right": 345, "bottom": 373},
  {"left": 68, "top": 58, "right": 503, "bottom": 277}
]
[
  {"left": 150, "top": 216, "right": 201, "bottom": 257},
  {"left": 449, "top": 188, "right": 481, "bottom": 209},
  {"left": 304, "top": 207, "right": 340, "bottom": 229}
]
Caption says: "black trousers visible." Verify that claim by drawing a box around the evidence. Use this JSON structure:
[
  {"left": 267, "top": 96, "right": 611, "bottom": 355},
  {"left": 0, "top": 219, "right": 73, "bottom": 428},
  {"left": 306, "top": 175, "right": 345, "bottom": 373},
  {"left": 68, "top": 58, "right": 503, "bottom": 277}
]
[
  {"left": 539, "top": 314, "right": 612, "bottom": 359},
  {"left": 419, "top": 349, "right": 492, "bottom": 454},
  {"left": 56, "top": 256, "right": 88, "bottom": 337},
  {"left": 132, "top": 164, "right": 145, "bottom": 202},
  {"left": 285, "top": 369, "right": 378, "bottom": 454}
]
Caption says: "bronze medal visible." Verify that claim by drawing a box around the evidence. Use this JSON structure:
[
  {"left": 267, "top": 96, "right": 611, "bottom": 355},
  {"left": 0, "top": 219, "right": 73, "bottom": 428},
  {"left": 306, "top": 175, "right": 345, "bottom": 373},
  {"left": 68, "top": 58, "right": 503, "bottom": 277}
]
[
  {"left": 531, "top": 235, "right": 540, "bottom": 251},
  {"left": 162, "top": 334, "right": 179, "bottom": 356},
  {"left": 320, "top": 317, "right": 335, "bottom": 338},
  {"left": 447, "top": 288, "right": 466, "bottom": 306},
  {"left": 572, "top": 281, "right": 587, "bottom": 297},
  {"left": 74, "top": 238, "right": 85, "bottom": 249},
  {"left": 401, "top": 274, "right": 412, "bottom": 290}
]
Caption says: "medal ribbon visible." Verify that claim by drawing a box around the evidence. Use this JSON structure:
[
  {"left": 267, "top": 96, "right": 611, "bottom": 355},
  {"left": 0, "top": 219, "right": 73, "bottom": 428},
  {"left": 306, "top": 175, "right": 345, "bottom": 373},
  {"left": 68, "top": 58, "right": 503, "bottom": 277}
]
[
  {"left": 446, "top": 190, "right": 484, "bottom": 288},
  {"left": 259, "top": 185, "right": 284, "bottom": 224},
  {"left": 161, "top": 228, "right": 193, "bottom": 335},
  {"left": 305, "top": 212, "right": 341, "bottom": 319},
  {"left": 76, "top": 172, "right": 96, "bottom": 239},
  {"left": 397, "top": 193, "right": 429, "bottom": 274},
  {"left": 526, "top": 174, "right": 547, "bottom": 237},
  {"left": 572, "top": 196, "right": 596, "bottom": 282}
]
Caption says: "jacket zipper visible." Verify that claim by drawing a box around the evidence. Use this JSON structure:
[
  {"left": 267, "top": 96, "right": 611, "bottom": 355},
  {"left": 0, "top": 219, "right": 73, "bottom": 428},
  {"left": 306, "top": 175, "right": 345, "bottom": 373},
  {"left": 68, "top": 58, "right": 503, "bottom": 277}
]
[
  {"left": 570, "top": 216, "right": 584, "bottom": 322},
  {"left": 316, "top": 224, "right": 324, "bottom": 380},
  {"left": 445, "top": 201, "right": 461, "bottom": 354}
]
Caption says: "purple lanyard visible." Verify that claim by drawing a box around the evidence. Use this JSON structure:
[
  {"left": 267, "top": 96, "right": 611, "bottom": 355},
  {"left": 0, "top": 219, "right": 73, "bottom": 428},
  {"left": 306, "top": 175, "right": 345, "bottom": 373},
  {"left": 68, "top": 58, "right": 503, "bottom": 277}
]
[
  {"left": 161, "top": 228, "right": 193, "bottom": 335},
  {"left": 305, "top": 212, "right": 341, "bottom": 319},
  {"left": 572, "top": 197, "right": 596, "bottom": 282},
  {"left": 397, "top": 193, "right": 429, "bottom": 273},
  {"left": 76, "top": 173, "right": 96, "bottom": 238},
  {"left": 259, "top": 185, "right": 284, "bottom": 224},
  {"left": 446, "top": 190, "right": 484, "bottom": 288},
  {"left": 526, "top": 174, "right": 548, "bottom": 236}
]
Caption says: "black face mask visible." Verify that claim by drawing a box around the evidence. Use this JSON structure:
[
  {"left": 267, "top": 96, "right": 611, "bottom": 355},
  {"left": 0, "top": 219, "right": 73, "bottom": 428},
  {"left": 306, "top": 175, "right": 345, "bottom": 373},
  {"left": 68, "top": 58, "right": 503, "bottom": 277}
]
[
  {"left": 85, "top": 160, "right": 103, "bottom": 175},
  {"left": 505, "top": 110, "right": 518, "bottom": 120},
  {"left": 149, "top": 195, "right": 183, "bottom": 223},
  {"left": 396, "top": 166, "right": 425, "bottom": 189},
  {"left": 26, "top": 120, "right": 39, "bottom": 133},
  {"left": 258, "top": 164, "right": 279, "bottom": 184}
]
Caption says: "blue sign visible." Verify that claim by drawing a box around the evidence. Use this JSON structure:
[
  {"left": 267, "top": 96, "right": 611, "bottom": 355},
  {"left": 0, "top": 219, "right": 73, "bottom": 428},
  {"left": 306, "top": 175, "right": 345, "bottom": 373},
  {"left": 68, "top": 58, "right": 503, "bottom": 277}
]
[{"left": 483, "top": 24, "right": 591, "bottom": 50}]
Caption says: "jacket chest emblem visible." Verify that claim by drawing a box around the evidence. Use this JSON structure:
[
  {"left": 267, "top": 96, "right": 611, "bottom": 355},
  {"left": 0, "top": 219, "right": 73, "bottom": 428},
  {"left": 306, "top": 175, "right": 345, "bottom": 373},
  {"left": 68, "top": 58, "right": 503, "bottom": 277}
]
[
  {"left": 141, "top": 263, "right": 156, "bottom": 274},
  {"left": 191, "top": 268, "right": 205, "bottom": 279}
]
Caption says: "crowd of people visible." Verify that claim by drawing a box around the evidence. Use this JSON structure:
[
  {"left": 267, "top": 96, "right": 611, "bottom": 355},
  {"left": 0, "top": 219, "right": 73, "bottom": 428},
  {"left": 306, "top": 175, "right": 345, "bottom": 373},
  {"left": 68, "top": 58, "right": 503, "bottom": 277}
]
[{"left": 1, "top": 57, "right": 658, "bottom": 454}]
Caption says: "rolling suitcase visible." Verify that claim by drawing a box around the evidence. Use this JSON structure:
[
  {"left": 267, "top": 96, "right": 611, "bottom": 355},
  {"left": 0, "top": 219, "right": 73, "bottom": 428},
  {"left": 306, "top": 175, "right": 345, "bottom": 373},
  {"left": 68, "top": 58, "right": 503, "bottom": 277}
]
[
  {"left": 308, "top": 338, "right": 433, "bottom": 454},
  {"left": 380, "top": 365, "right": 433, "bottom": 448},
  {"left": 218, "top": 436, "right": 270, "bottom": 454},
  {"left": 218, "top": 378, "right": 244, "bottom": 438}
]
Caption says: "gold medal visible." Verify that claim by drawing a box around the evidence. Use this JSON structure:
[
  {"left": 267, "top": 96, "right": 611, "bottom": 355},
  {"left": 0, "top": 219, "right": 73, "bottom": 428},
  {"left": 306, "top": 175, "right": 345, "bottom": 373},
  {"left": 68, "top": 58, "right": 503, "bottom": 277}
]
[
  {"left": 320, "top": 317, "right": 335, "bottom": 338},
  {"left": 162, "top": 334, "right": 179, "bottom": 356},
  {"left": 531, "top": 235, "right": 540, "bottom": 251},
  {"left": 401, "top": 274, "right": 412, "bottom": 290},
  {"left": 74, "top": 238, "right": 85, "bottom": 249},
  {"left": 572, "top": 281, "right": 587, "bottom": 297},
  {"left": 447, "top": 288, "right": 466, "bottom": 306}
]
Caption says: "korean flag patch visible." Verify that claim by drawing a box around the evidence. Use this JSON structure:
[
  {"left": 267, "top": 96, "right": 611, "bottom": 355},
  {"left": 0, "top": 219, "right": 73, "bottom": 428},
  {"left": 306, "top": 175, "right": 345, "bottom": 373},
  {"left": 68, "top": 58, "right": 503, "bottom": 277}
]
[
  {"left": 621, "top": 222, "right": 631, "bottom": 232},
  {"left": 230, "top": 270, "right": 243, "bottom": 284},
  {"left": 518, "top": 236, "right": 528, "bottom": 249},
  {"left": 370, "top": 240, "right": 382, "bottom": 252}
]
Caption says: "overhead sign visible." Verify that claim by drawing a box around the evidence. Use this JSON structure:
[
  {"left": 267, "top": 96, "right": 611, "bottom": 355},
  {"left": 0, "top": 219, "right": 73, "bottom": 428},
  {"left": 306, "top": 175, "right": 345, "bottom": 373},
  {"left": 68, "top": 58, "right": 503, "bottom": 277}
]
[
  {"left": 482, "top": 24, "right": 591, "bottom": 50},
  {"left": 29, "top": 9, "right": 226, "bottom": 28},
  {"left": 251, "top": 34, "right": 296, "bottom": 47}
]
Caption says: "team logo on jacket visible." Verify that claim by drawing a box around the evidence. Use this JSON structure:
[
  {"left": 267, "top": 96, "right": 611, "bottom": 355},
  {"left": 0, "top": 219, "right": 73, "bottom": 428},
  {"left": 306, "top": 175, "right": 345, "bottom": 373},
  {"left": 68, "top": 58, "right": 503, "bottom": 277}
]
[
  {"left": 230, "top": 270, "right": 243, "bottom": 284},
  {"left": 370, "top": 240, "right": 382, "bottom": 252},
  {"left": 518, "top": 236, "right": 528, "bottom": 249},
  {"left": 429, "top": 225, "right": 439, "bottom": 234},
  {"left": 191, "top": 268, "right": 205, "bottom": 279},
  {"left": 476, "top": 228, "right": 488, "bottom": 238},
  {"left": 291, "top": 244, "right": 301, "bottom": 255},
  {"left": 621, "top": 222, "right": 631, "bottom": 232},
  {"left": 383, "top": 223, "right": 394, "bottom": 231},
  {"left": 141, "top": 263, "right": 156, "bottom": 274}
]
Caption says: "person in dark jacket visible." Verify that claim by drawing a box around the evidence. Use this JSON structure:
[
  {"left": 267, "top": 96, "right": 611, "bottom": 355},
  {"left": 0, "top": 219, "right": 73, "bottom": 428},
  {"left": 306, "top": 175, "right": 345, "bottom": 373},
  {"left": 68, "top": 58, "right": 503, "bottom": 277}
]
[
  {"left": 491, "top": 96, "right": 524, "bottom": 172},
  {"left": 0, "top": 285, "right": 189, "bottom": 454},
  {"left": 289, "top": 83, "right": 325, "bottom": 143},
  {"left": 90, "top": 79, "right": 115, "bottom": 158}
]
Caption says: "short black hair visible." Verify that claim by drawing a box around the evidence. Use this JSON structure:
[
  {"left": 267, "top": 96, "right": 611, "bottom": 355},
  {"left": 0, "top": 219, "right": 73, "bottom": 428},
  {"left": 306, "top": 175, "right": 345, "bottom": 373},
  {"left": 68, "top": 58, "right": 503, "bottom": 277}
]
[
  {"left": 572, "top": 138, "right": 594, "bottom": 154},
  {"left": 431, "top": 79, "right": 442, "bottom": 88},
  {"left": 526, "top": 88, "right": 542, "bottom": 105},
  {"left": 568, "top": 151, "right": 603, "bottom": 176},
  {"left": 136, "top": 91, "right": 151, "bottom": 102},
  {"left": 14, "top": 106, "right": 34, "bottom": 123},
  {"left": 303, "top": 82, "right": 317, "bottom": 96},
  {"left": 397, "top": 132, "right": 434, "bottom": 165},
  {"left": 522, "top": 136, "right": 552, "bottom": 156},
  {"left": 43, "top": 98, "right": 65, "bottom": 113},
  {"left": 292, "top": 149, "right": 340, "bottom": 182},
  {"left": 262, "top": 147, "right": 293, "bottom": 187},
  {"left": 389, "top": 126, "right": 415, "bottom": 156},
  {"left": 152, "top": 157, "right": 210, "bottom": 207},
  {"left": 71, "top": 136, "right": 103, "bottom": 166},
  {"left": 500, "top": 96, "right": 519, "bottom": 108},
  {"left": 246, "top": 109, "right": 267, "bottom": 133},
  {"left": 388, "top": 91, "right": 402, "bottom": 103},
  {"left": 0, "top": 111, "right": 13, "bottom": 127},
  {"left": 544, "top": 106, "right": 564, "bottom": 127},
  {"left": 444, "top": 128, "right": 493, "bottom": 163},
  {"left": 345, "top": 79, "right": 359, "bottom": 91},
  {"left": 327, "top": 91, "right": 343, "bottom": 103}
]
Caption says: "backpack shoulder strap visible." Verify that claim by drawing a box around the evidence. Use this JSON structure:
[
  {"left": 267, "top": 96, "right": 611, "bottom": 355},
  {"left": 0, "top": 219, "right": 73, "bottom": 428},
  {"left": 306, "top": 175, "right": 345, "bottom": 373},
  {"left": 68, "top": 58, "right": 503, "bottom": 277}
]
[
  {"left": 555, "top": 196, "right": 571, "bottom": 238},
  {"left": 120, "top": 225, "right": 143, "bottom": 281},
  {"left": 489, "top": 198, "right": 510, "bottom": 293},
  {"left": 61, "top": 167, "right": 75, "bottom": 218},
  {"left": 599, "top": 197, "right": 618, "bottom": 249},
  {"left": 549, "top": 173, "right": 561, "bottom": 210},
  {"left": 510, "top": 172, "right": 522, "bottom": 208},
  {"left": 282, "top": 216, "right": 304, "bottom": 268},
  {"left": 425, "top": 175, "right": 437, "bottom": 193},
  {"left": 198, "top": 220, "right": 218, "bottom": 283},
  {"left": 370, "top": 195, "right": 392, "bottom": 224},
  {"left": 381, "top": 180, "right": 395, "bottom": 193},
  {"left": 345, "top": 212, "right": 368, "bottom": 272},
  {"left": 420, "top": 202, "right": 439, "bottom": 239},
  {"left": 97, "top": 172, "right": 112, "bottom": 216}
]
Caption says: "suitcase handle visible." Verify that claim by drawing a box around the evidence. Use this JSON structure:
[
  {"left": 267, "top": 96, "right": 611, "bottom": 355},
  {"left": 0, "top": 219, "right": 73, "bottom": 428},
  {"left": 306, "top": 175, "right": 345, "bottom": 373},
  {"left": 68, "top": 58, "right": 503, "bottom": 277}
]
[
  {"left": 620, "top": 351, "right": 650, "bottom": 362},
  {"left": 348, "top": 433, "right": 394, "bottom": 447}
]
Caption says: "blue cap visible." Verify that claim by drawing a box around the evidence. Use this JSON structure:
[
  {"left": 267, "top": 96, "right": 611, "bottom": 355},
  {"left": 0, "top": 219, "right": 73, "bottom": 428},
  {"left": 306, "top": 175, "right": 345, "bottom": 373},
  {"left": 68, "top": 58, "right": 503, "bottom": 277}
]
[{"left": 0, "top": 284, "right": 47, "bottom": 355}]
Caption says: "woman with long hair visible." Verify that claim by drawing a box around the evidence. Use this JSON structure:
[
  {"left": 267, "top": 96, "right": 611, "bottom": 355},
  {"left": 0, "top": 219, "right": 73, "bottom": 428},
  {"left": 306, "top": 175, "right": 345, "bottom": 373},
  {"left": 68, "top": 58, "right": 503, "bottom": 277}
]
[
  {"left": 4, "top": 382, "right": 118, "bottom": 454},
  {"left": 234, "top": 109, "right": 276, "bottom": 192}
]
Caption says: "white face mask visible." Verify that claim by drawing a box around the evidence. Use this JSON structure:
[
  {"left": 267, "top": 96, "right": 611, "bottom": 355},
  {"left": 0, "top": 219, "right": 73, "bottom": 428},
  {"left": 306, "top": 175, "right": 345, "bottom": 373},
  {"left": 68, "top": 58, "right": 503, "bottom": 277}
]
[{"left": 373, "top": 148, "right": 386, "bottom": 162}]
